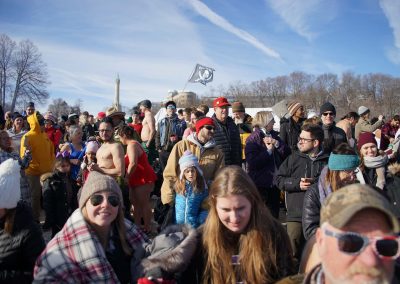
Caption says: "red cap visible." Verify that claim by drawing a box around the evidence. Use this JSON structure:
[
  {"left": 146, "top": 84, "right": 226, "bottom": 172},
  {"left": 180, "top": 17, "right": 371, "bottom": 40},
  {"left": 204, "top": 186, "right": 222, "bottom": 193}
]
[
  {"left": 97, "top": 112, "right": 106, "bottom": 119},
  {"left": 213, "top": 97, "right": 231, "bottom": 108},
  {"left": 195, "top": 117, "right": 215, "bottom": 133},
  {"left": 357, "top": 132, "right": 377, "bottom": 151}
]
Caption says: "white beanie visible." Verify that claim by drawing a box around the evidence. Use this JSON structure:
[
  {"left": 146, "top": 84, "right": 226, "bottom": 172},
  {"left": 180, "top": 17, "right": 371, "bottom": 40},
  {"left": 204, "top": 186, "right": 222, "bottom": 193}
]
[
  {"left": 358, "top": 106, "right": 369, "bottom": 116},
  {"left": 0, "top": 159, "right": 21, "bottom": 209},
  {"left": 178, "top": 150, "right": 204, "bottom": 181}
]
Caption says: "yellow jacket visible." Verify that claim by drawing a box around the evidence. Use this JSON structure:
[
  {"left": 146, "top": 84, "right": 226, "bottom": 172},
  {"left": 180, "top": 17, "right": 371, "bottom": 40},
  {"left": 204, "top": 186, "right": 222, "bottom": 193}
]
[{"left": 20, "top": 112, "right": 55, "bottom": 175}]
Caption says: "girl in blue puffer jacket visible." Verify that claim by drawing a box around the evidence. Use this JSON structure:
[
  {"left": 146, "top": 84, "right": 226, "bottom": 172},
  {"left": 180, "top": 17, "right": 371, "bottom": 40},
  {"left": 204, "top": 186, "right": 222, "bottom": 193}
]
[{"left": 174, "top": 151, "right": 208, "bottom": 228}]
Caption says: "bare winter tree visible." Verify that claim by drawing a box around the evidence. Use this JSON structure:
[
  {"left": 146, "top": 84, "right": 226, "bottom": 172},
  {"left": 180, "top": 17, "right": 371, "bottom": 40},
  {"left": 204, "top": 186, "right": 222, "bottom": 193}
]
[
  {"left": 0, "top": 34, "right": 16, "bottom": 108},
  {"left": 9, "top": 39, "right": 50, "bottom": 111},
  {"left": 48, "top": 98, "right": 71, "bottom": 118}
]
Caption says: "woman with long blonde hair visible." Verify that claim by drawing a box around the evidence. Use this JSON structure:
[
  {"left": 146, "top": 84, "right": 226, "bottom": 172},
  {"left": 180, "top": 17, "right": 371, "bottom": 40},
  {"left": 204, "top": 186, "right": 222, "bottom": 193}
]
[{"left": 182, "top": 165, "right": 294, "bottom": 283}]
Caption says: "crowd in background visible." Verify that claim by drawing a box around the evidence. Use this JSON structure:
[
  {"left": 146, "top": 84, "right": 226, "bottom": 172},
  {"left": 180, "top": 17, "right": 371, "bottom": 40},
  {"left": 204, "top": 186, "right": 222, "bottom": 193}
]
[{"left": 0, "top": 97, "right": 400, "bottom": 283}]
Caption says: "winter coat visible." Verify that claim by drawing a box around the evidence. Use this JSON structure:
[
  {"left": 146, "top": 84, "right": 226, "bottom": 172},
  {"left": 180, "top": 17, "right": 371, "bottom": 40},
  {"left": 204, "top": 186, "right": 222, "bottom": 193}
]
[
  {"left": 42, "top": 171, "right": 79, "bottom": 234},
  {"left": 34, "top": 209, "right": 148, "bottom": 283},
  {"left": 276, "top": 150, "right": 329, "bottom": 222},
  {"left": 174, "top": 181, "right": 208, "bottom": 228},
  {"left": 321, "top": 123, "right": 347, "bottom": 154},
  {"left": 133, "top": 224, "right": 198, "bottom": 281},
  {"left": 181, "top": 221, "right": 295, "bottom": 283},
  {"left": 161, "top": 133, "right": 224, "bottom": 205},
  {"left": 156, "top": 114, "right": 186, "bottom": 151},
  {"left": 20, "top": 112, "right": 55, "bottom": 176},
  {"left": 211, "top": 114, "right": 242, "bottom": 166},
  {"left": 246, "top": 128, "right": 289, "bottom": 188},
  {"left": 279, "top": 117, "right": 305, "bottom": 153},
  {"left": 7, "top": 127, "right": 27, "bottom": 154},
  {"left": 0, "top": 202, "right": 45, "bottom": 283},
  {"left": 355, "top": 117, "right": 384, "bottom": 140},
  {"left": 302, "top": 167, "right": 329, "bottom": 241},
  {"left": 386, "top": 163, "right": 400, "bottom": 218}
]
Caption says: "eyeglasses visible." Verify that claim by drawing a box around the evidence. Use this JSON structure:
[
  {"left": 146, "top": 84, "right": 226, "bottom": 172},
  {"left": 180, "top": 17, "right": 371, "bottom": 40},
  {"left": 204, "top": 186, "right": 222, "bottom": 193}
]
[
  {"left": 89, "top": 194, "right": 120, "bottom": 207},
  {"left": 324, "top": 228, "right": 400, "bottom": 259},
  {"left": 99, "top": 129, "right": 112, "bottom": 133},
  {"left": 298, "top": 137, "right": 314, "bottom": 142},
  {"left": 322, "top": 112, "right": 335, "bottom": 117},
  {"left": 203, "top": 125, "right": 215, "bottom": 131}
]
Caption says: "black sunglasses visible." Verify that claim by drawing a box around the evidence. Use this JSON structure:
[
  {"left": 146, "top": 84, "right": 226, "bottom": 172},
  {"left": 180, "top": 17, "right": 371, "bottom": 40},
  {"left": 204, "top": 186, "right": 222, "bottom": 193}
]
[
  {"left": 89, "top": 194, "right": 120, "bottom": 207},
  {"left": 322, "top": 112, "right": 335, "bottom": 116},
  {"left": 203, "top": 125, "right": 215, "bottom": 131},
  {"left": 324, "top": 228, "right": 400, "bottom": 259}
]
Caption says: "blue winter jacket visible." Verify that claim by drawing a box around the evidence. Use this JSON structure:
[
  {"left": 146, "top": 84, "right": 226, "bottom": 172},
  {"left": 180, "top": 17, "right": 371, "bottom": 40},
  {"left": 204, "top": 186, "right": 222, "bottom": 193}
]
[{"left": 174, "top": 181, "right": 208, "bottom": 228}]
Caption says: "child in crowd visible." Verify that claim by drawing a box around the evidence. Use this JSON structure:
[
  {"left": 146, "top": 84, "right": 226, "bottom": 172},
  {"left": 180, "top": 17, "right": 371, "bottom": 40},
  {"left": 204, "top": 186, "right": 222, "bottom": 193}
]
[
  {"left": 77, "top": 140, "right": 99, "bottom": 185},
  {"left": 42, "top": 152, "right": 79, "bottom": 237},
  {"left": 174, "top": 151, "right": 208, "bottom": 228}
]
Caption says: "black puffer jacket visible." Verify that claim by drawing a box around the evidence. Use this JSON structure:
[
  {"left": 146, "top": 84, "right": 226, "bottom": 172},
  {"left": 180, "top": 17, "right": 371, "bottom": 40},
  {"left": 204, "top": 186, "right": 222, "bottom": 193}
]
[
  {"left": 212, "top": 115, "right": 242, "bottom": 166},
  {"left": 0, "top": 202, "right": 45, "bottom": 283},
  {"left": 276, "top": 150, "right": 328, "bottom": 222},
  {"left": 386, "top": 163, "right": 400, "bottom": 218},
  {"left": 42, "top": 171, "right": 79, "bottom": 234},
  {"left": 279, "top": 117, "right": 305, "bottom": 153}
]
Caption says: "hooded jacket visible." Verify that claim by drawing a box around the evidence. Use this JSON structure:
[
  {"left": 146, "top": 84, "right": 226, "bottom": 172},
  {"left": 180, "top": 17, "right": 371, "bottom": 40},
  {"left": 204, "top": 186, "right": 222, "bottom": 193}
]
[
  {"left": 276, "top": 150, "right": 329, "bottom": 222},
  {"left": 20, "top": 112, "right": 55, "bottom": 176},
  {"left": 161, "top": 133, "right": 224, "bottom": 205}
]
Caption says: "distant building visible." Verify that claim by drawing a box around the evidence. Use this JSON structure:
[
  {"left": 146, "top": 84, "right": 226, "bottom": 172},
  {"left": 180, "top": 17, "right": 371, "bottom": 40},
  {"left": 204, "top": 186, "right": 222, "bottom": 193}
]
[{"left": 165, "top": 90, "right": 197, "bottom": 107}]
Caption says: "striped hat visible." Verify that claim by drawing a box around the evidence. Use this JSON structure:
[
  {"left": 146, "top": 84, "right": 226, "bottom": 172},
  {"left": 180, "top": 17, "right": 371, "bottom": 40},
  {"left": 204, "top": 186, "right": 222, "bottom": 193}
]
[{"left": 287, "top": 101, "right": 303, "bottom": 117}]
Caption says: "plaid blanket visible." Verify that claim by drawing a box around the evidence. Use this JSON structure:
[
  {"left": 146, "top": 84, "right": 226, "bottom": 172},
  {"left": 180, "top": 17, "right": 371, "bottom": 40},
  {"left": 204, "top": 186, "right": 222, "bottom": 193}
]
[{"left": 33, "top": 209, "right": 148, "bottom": 283}]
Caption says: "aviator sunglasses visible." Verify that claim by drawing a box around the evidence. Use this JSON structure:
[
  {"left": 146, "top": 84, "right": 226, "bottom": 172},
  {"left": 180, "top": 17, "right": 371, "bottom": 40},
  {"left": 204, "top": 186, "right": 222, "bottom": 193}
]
[
  {"left": 203, "top": 125, "right": 215, "bottom": 131},
  {"left": 89, "top": 194, "right": 120, "bottom": 207},
  {"left": 324, "top": 228, "right": 400, "bottom": 259}
]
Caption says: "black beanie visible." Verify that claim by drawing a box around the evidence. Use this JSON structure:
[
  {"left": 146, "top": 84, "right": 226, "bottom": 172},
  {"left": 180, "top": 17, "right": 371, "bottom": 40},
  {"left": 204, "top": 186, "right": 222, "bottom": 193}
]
[{"left": 320, "top": 102, "right": 336, "bottom": 115}]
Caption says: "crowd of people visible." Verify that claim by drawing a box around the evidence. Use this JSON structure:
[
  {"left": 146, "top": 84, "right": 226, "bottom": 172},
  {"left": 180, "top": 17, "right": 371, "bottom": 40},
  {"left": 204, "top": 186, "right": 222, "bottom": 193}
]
[{"left": 0, "top": 97, "right": 399, "bottom": 283}]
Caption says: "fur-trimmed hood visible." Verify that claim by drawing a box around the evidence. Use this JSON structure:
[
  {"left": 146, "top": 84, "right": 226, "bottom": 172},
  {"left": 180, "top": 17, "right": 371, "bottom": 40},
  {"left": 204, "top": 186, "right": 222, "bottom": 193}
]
[
  {"left": 388, "top": 163, "right": 400, "bottom": 177},
  {"left": 134, "top": 224, "right": 199, "bottom": 280}
]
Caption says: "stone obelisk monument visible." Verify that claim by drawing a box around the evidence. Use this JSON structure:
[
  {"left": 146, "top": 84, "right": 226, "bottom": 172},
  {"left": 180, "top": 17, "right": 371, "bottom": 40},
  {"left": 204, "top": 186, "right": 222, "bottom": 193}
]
[{"left": 114, "top": 74, "right": 120, "bottom": 111}]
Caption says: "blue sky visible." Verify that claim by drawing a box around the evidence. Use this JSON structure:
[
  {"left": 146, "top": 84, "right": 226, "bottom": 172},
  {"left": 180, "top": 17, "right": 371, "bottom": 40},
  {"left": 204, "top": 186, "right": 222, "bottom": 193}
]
[{"left": 1, "top": 0, "right": 399, "bottom": 115}]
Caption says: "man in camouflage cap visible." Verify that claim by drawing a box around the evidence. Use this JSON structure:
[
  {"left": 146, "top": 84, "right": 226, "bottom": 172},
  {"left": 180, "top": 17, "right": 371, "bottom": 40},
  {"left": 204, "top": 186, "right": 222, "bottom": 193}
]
[
  {"left": 315, "top": 184, "right": 398, "bottom": 283},
  {"left": 278, "top": 184, "right": 400, "bottom": 284}
]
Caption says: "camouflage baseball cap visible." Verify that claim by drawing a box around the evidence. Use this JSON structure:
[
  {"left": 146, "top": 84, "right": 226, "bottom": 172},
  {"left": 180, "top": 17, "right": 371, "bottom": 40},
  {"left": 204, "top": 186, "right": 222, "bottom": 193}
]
[{"left": 320, "top": 184, "right": 400, "bottom": 232}]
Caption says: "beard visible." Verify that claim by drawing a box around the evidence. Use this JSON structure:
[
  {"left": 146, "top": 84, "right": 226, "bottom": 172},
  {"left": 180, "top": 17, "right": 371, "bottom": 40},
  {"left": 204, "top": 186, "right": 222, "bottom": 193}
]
[{"left": 234, "top": 117, "right": 244, "bottom": 124}]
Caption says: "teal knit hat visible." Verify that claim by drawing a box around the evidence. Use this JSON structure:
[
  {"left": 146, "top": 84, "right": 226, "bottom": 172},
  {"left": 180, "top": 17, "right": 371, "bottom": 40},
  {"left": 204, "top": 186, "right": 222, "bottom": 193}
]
[{"left": 328, "top": 153, "right": 360, "bottom": 171}]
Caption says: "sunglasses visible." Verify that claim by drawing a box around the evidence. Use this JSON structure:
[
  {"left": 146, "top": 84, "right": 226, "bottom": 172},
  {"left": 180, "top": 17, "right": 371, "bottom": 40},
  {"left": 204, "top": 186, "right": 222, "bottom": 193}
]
[
  {"left": 322, "top": 112, "right": 335, "bottom": 116},
  {"left": 324, "top": 228, "right": 400, "bottom": 259},
  {"left": 203, "top": 125, "right": 215, "bottom": 131},
  {"left": 89, "top": 194, "right": 120, "bottom": 207}
]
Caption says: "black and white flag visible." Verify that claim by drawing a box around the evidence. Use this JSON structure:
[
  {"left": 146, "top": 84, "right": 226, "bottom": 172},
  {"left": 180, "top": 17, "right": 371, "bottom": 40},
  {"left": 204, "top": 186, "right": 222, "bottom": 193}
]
[{"left": 188, "top": 64, "right": 215, "bottom": 85}]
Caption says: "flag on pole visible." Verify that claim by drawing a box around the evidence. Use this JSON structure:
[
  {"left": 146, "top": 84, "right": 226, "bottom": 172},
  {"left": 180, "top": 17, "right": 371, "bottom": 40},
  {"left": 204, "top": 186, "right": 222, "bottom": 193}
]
[{"left": 188, "top": 64, "right": 215, "bottom": 85}]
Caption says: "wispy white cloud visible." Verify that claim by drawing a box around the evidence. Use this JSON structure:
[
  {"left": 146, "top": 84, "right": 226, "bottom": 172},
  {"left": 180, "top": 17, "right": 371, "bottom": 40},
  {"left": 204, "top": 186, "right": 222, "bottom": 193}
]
[
  {"left": 379, "top": 0, "right": 400, "bottom": 65},
  {"left": 266, "top": 0, "right": 337, "bottom": 41},
  {"left": 187, "top": 0, "right": 282, "bottom": 60}
]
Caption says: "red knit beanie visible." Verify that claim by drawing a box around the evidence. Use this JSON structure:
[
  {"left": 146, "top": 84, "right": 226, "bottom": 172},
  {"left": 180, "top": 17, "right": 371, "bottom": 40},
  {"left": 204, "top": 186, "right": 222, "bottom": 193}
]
[
  {"left": 357, "top": 132, "right": 377, "bottom": 151},
  {"left": 195, "top": 117, "right": 214, "bottom": 133}
]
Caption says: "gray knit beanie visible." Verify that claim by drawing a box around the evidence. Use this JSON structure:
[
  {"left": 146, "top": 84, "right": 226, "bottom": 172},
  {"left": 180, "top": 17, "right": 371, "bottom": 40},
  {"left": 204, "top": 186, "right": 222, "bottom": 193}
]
[{"left": 79, "top": 171, "right": 123, "bottom": 209}]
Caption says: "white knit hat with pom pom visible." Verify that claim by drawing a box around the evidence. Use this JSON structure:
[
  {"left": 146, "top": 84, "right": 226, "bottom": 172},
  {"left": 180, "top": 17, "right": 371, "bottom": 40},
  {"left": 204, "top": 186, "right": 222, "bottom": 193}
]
[{"left": 0, "top": 159, "right": 21, "bottom": 209}]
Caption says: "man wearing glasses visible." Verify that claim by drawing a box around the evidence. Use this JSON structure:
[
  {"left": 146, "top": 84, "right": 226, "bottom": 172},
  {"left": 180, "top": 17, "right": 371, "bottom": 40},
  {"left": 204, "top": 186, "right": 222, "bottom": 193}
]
[
  {"left": 278, "top": 184, "right": 399, "bottom": 284},
  {"left": 161, "top": 117, "right": 224, "bottom": 206},
  {"left": 155, "top": 101, "right": 186, "bottom": 172},
  {"left": 319, "top": 102, "right": 347, "bottom": 154},
  {"left": 276, "top": 124, "right": 329, "bottom": 267}
]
